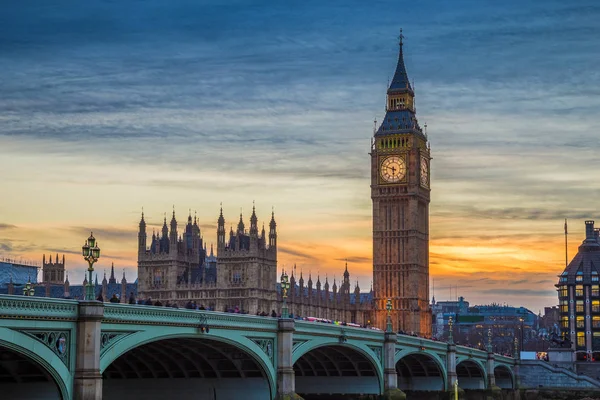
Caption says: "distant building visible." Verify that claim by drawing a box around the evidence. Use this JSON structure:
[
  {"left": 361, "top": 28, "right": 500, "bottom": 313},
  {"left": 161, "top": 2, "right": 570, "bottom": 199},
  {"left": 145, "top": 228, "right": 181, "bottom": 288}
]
[
  {"left": 557, "top": 220, "right": 600, "bottom": 357},
  {"left": 42, "top": 254, "right": 65, "bottom": 284},
  {"left": 137, "top": 207, "right": 372, "bottom": 323},
  {"left": 0, "top": 255, "right": 137, "bottom": 302},
  {"left": 432, "top": 296, "right": 536, "bottom": 354}
]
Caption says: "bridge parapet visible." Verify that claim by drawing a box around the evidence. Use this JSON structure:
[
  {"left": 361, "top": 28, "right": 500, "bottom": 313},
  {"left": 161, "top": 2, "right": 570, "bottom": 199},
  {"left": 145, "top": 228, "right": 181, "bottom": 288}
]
[
  {"left": 103, "top": 303, "right": 279, "bottom": 331},
  {"left": 397, "top": 335, "right": 448, "bottom": 354},
  {"left": 0, "top": 294, "right": 78, "bottom": 320},
  {"left": 294, "top": 321, "right": 383, "bottom": 342}
]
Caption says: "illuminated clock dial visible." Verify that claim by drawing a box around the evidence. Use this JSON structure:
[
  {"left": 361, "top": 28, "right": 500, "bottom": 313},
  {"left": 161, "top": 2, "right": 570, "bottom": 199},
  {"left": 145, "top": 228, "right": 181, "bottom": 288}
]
[
  {"left": 420, "top": 156, "right": 429, "bottom": 187},
  {"left": 380, "top": 156, "right": 406, "bottom": 183}
]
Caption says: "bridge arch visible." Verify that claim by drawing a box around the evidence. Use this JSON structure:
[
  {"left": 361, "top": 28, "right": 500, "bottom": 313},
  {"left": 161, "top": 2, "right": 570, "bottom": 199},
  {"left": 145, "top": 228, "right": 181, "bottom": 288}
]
[
  {"left": 101, "top": 329, "right": 276, "bottom": 400},
  {"left": 456, "top": 358, "right": 487, "bottom": 389},
  {"left": 293, "top": 339, "right": 383, "bottom": 397},
  {"left": 0, "top": 327, "right": 70, "bottom": 400},
  {"left": 494, "top": 364, "right": 514, "bottom": 389},
  {"left": 395, "top": 350, "right": 447, "bottom": 392}
]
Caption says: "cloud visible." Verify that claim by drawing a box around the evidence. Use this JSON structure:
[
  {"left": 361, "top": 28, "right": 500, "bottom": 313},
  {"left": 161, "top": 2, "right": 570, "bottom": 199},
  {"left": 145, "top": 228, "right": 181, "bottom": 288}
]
[
  {"left": 334, "top": 257, "right": 371, "bottom": 263},
  {"left": 0, "top": 243, "right": 12, "bottom": 252},
  {"left": 482, "top": 289, "right": 557, "bottom": 297},
  {"left": 0, "top": 224, "right": 17, "bottom": 230},
  {"left": 278, "top": 246, "right": 318, "bottom": 261},
  {"left": 66, "top": 226, "right": 135, "bottom": 241}
]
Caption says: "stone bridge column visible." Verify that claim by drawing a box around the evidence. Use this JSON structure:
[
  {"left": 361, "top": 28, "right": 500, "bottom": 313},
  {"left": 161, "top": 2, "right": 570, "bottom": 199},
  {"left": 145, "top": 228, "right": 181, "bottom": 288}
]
[
  {"left": 486, "top": 351, "right": 496, "bottom": 388},
  {"left": 73, "top": 301, "right": 104, "bottom": 400},
  {"left": 277, "top": 318, "right": 296, "bottom": 399},
  {"left": 383, "top": 332, "right": 397, "bottom": 390},
  {"left": 447, "top": 343, "right": 457, "bottom": 391},
  {"left": 383, "top": 332, "right": 405, "bottom": 399}
]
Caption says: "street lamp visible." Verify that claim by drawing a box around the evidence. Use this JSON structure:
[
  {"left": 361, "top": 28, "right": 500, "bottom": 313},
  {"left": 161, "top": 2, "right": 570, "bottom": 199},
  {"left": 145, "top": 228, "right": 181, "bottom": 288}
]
[
  {"left": 519, "top": 317, "right": 524, "bottom": 352},
  {"left": 280, "top": 270, "right": 290, "bottom": 319},
  {"left": 487, "top": 327, "right": 492, "bottom": 353},
  {"left": 448, "top": 316, "right": 454, "bottom": 344},
  {"left": 514, "top": 336, "right": 519, "bottom": 359},
  {"left": 82, "top": 232, "right": 101, "bottom": 301},
  {"left": 22, "top": 277, "right": 35, "bottom": 297},
  {"left": 386, "top": 298, "right": 393, "bottom": 333}
]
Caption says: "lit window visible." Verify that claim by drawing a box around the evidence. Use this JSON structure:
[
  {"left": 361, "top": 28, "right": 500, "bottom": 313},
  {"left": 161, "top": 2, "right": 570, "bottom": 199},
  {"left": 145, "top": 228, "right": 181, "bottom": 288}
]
[
  {"left": 593, "top": 274, "right": 599, "bottom": 282},
  {"left": 577, "top": 301, "right": 584, "bottom": 313},
  {"left": 576, "top": 285, "right": 584, "bottom": 297},
  {"left": 561, "top": 304, "right": 569, "bottom": 313},
  {"left": 577, "top": 316, "right": 585, "bottom": 328},
  {"left": 593, "top": 286, "right": 600, "bottom": 297},
  {"left": 577, "top": 331, "right": 585, "bottom": 347},
  {"left": 593, "top": 300, "right": 600, "bottom": 313},
  {"left": 559, "top": 286, "right": 568, "bottom": 298},
  {"left": 593, "top": 316, "right": 600, "bottom": 328},
  {"left": 576, "top": 275, "right": 583, "bottom": 283},
  {"left": 561, "top": 316, "right": 569, "bottom": 328}
]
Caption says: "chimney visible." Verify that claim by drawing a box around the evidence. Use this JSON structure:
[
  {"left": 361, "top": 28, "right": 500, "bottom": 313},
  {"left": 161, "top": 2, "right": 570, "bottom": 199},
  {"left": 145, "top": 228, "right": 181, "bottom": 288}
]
[
  {"left": 595, "top": 228, "right": 600, "bottom": 242},
  {"left": 585, "top": 220, "right": 595, "bottom": 241}
]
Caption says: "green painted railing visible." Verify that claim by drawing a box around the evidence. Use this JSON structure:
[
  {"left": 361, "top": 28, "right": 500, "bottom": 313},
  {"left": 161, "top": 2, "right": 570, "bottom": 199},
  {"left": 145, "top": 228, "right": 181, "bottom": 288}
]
[
  {"left": 0, "top": 294, "right": 78, "bottom": 320},
  {"left": 103, "top": 304, "right": 279, "bottom": 331}
]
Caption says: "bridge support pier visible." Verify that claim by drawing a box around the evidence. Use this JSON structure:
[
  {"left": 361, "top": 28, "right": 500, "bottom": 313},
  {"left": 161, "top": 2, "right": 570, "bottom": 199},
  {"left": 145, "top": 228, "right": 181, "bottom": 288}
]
[
  {"left": 277, "top": 318, "right": 299, "bottom": 399},
  {"left": 73, "top": 301, "right": 104, "bottom": 400},
  {"left": 447, "top": 343, "right": 457, "bottom": 391},
  {"left": 487, "top": 351, "right": 496, "bottom": 388},
  {"left": 383, "top": 332, "right": 398, "bottom": 390},
  {"left": 383, "top": 332, "right": 405, "bottom": 399}
]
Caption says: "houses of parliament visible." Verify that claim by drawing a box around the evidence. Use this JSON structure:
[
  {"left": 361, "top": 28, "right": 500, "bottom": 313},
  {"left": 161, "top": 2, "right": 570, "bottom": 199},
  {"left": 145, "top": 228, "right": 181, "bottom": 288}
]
[
  {"left": 137, "top": 33, "right": 432, "bottom": 334},
  {"left": 3, "top": 34, "right": 431, "bottom": 334}
]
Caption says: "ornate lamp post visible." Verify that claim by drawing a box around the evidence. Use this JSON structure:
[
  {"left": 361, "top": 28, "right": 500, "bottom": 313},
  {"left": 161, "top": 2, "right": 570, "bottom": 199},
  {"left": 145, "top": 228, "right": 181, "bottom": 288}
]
[
  {"left": 280, "top": 270, "right": 290, "bottom": 318},
  {"left": 82, "top": 232, "right": 101, "bottom": 301},
  {"left": 386, "top": 298, "right": 393, "bottom": 332},
  {"left": 22, "top": 277, "right": 35, "bottom": 296},
  {"left": 448, "top": 316, "right": 454, "bottom": 344},
  {"left": 487, "top": 327, "right": 493, "bottom": 353},
  {"left": 514, "top": 336, "right": 519, "bottom": 359}
]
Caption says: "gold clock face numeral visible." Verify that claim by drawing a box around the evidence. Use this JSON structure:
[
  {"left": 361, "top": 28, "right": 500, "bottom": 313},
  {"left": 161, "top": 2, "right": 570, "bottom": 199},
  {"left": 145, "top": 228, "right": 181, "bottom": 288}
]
[
  {"left": 420, "top": 156, "right": 429, "bottom": 187},
  {"left": 380, "top": 156, "right": 406, "bottom": 183}
]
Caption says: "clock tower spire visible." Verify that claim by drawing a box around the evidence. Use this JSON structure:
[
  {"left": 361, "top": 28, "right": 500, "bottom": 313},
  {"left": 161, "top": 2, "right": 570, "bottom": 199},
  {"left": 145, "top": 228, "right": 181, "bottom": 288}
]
[{"left": 370, "top": 31, "right": 431, "bottom": 336}]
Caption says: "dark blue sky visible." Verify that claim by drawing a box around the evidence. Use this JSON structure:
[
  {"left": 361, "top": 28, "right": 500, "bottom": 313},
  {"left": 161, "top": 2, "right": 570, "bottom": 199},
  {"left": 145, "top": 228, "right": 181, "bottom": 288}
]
[{"left": 1, "top": 0, "right": 599, "bottom": 310}]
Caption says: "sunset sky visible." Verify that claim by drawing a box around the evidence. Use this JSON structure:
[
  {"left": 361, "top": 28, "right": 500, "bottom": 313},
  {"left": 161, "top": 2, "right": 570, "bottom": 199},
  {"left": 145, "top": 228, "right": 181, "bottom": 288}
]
[{"left": 1, "top": 0, "right": 599, "bottom": 313}]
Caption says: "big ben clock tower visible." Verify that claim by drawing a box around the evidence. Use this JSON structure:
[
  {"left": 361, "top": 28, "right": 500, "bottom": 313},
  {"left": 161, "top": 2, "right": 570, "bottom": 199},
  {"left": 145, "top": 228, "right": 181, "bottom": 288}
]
[{"left": 371, "top": 32, "right": 431, "bottom": 336}]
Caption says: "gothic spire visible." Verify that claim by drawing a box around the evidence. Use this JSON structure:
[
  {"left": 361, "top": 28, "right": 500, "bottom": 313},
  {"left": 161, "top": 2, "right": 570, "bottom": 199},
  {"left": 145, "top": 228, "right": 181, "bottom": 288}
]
[
  {"left": 250, "top": 201, "right": 258, "bottom": 235},
  {"left": 389, "top": 28, "right": 412, "bottom": 93},
  {"left": 109, "top": 262, "right": 116, "bottom": 284},
  {"left": 237, "top": 210, "right": 245, "bottom": 233},
  {"left": 218, "top": 204, "right": 225, "bottom": 225},
  {"left": 376, "top": 30, "right": 422, "bottom": 137}
]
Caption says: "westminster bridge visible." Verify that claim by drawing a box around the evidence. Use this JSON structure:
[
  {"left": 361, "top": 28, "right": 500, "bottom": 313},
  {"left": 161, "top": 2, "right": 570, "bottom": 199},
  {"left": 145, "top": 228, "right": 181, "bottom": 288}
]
[{"left": 0, "top": 295, "right": 524, "bottom": 399}]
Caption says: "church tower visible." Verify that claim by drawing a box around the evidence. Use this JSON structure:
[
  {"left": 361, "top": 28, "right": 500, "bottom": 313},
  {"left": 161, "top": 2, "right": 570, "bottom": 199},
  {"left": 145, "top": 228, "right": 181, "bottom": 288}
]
[{"left": 371, "top": 32, "right": 431, "bottom": 335}]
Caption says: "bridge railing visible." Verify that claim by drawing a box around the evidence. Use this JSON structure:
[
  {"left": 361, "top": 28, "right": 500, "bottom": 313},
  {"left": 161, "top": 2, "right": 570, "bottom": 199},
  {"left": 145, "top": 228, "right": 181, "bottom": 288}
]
[
  {"left": 397, "top": 334, "right": 449, "bottom": 352},
  {"left": 102, "top": 303, "right": 279, "bottom": 331},
  {"left": 294, "top": 320, "right": 384, "bottom": 341},
  {"left": 0, "top": 294, "right": 78, "bottom": 320}
]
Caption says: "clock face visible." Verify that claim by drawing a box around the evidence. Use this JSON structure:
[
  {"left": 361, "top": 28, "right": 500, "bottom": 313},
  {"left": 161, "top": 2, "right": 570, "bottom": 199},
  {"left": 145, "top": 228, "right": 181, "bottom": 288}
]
[
  {"left": 380, "top": 156, "right": 406, "bottom": 183},
  {"left": 420, "top": 156, "right": 429, "bottom": 187}
]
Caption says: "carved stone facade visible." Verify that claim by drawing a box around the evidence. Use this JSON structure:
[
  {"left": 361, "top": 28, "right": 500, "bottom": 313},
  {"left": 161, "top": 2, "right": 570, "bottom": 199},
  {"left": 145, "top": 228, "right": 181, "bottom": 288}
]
[
  {"left": 137, "top": 206, "right": 371, "bottom": 320},
  {"left": 282, "top": 263, "right": 371, "bottom": 325},
  {"left": 371, "top": 35, "right": 431, "bottom": 335},
  {"left": 42, "top": 253, "right": 65, "bottom": 284}
]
